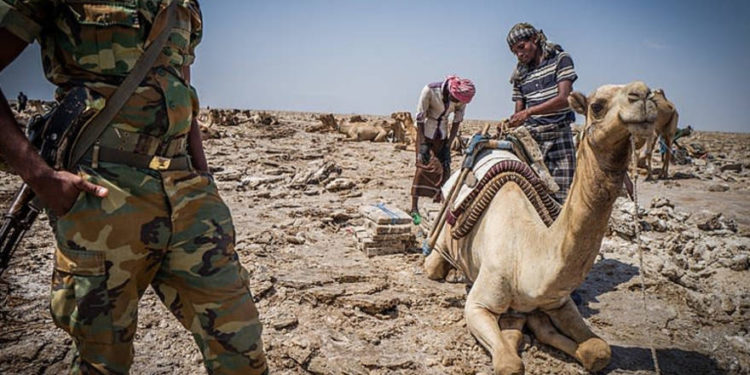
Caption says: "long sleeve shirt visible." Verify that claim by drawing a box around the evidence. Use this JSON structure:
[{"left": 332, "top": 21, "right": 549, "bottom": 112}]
[{"left": 416, "top": 80, "right": 465, "bottom": 140}]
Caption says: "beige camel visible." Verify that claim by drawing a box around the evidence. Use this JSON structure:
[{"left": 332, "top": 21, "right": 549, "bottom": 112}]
[
  {"left": 337, "top": 118, "right": 392, "bottom": 142},
  {"left": 312, "top": 113, "right": 339, "bottom": 133},
  {"left": 637, "top": 88, "right": 679, "bottom": 180},
  {"left": 390, "top": 111, "right": 418, "bottom": 149},
  {"left": 425, "top": 82, "right": 658, "bottom": 374}
]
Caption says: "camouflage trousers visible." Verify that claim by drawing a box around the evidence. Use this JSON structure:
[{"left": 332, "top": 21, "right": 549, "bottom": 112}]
[{"left": 51, "top": 163, "right": 268, "bottom": 375}]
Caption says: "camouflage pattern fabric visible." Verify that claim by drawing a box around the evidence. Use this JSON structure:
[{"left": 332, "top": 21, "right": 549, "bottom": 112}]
[
  {"left": 0, "top": 0, "right": 202, "bottom": 140},
  {"left": 52, "top": 163, "right": 268, "bottom": 375},
  {"left": 1, "top": 1, "right": 269, "bottom": 373}
]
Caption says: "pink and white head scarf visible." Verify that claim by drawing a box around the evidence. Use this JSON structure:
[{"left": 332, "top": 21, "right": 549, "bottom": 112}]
[{"left": 446, "top": 76, "right": 476, "bottom": 104}]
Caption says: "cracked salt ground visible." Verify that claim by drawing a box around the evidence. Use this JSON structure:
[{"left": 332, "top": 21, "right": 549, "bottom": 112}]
[{"left": 1, "top": 107, "right": 748, "bottom": 374}]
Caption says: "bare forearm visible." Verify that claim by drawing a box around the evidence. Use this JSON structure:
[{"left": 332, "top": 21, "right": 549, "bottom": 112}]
[
  {"left": 181, "top": 65, "right": 208, "bottom": 173},
  {"left": 188, "top": 119, "right": 208, "bottom": 172},
  {"left": 449, "top": 122, "right": 460, "bottom": 141}
]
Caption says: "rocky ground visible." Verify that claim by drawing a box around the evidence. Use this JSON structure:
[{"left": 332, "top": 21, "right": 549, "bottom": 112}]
[{"left": 0, "top": 108, "right": 748, "bottom": 375}]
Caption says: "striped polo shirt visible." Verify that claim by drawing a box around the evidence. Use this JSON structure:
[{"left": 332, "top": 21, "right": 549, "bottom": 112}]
[{"left": 512, "top": 51, "right": 577, "bottom": 126}]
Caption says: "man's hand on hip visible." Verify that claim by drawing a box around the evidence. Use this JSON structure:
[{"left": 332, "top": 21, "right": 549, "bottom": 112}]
[{"left": 31, "top": 170, "right": 108, "bottom": 216}]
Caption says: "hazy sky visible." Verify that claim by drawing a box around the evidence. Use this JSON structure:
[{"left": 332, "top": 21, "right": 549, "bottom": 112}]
[{"left": 1, "top": 0, "right": 749, "bottom": 133}]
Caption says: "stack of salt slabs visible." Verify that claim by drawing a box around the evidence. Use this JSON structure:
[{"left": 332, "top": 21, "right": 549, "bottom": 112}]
[{"left": 354, "top": 204, "right": 415, "bottom": 256}]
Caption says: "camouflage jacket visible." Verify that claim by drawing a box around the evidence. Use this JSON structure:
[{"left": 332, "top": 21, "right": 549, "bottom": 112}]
[{"left": 0, "top": 0, "right": 202, "bottom": 139}]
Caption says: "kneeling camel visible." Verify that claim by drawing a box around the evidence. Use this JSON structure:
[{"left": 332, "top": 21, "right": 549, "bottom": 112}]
[{"left": 425, "top": 82, "right": 658, "bottom": 374}]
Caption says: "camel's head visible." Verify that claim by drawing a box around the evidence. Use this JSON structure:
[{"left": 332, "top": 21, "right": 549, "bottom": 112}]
[
  {"left": 391, "top": 111, "right": 412, "bottom": 122},
  {"left": 569, "top": 81, "right": 657, "bottom": 150}
]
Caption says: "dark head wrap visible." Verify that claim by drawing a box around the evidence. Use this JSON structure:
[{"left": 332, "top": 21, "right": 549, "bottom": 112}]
[{"left": 507, "top": 23, "right": 564, "bottom": 84}]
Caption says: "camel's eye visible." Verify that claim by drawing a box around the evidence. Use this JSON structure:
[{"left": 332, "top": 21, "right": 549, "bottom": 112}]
[{"left": 590, "top": 101, "right": 605, "bottom": 116}]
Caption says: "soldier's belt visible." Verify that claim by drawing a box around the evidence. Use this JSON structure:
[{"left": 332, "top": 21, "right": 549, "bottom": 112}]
[
  {"left": 98, "top": 128, "right": 188, "bottom": 158},
  {"left": 86, "top": 146, "right": 191, "bottom": 171}
]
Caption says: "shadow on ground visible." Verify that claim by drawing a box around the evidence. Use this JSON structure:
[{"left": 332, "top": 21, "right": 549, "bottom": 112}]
[
  {"left": 604, "top": 345, "right": 724, "bottom": 375},
  {"left": 575, "top": 257, "right": 639, "bottom": 318}
]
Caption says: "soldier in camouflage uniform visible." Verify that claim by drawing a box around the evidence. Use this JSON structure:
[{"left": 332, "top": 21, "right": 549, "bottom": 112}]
[{"left": 0, "top": 1, "right": 268, "bottom": 374}]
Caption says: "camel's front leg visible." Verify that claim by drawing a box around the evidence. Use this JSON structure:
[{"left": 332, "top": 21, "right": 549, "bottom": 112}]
[
  {"left": 466, "top": 272, "right": 522, "bottom": 375},
  {"left": 543, "top": 298, "right": 611, "bottom": 372},
  {"left": 644, "top": 133, "right": 658, "bottom": 180},
  {"left": 499, "top": 313, "right": 527, "bottom": 354}
]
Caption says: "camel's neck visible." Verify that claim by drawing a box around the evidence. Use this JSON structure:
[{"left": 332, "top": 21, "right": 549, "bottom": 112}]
[{"left": 550, "top": 132, "right": 631, "bottom": 288}]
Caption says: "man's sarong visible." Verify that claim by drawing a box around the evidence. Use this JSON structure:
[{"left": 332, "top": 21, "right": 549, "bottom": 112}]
[
  {"left": 528, "top": 123, "right": 576, "bottom": 203},
  {"left": 411, "top": 139, "right": 450, "bottom": 201}
]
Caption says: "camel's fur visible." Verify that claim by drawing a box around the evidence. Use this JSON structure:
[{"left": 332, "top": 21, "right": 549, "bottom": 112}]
[
  {"left": 390, "top": 111, "right": 418, "bottom": 150},
  {"left": 636, "top": 88, "right": 679, "bottom": 180},
  {"left": 425, "top": 82, "right": 658, "bottom": 374},
  {"left": 316, "top": 113, "right": 339, "bottom": 133},
  {"left": 337, "top": 119, "right": 392, "bottom": 142}
]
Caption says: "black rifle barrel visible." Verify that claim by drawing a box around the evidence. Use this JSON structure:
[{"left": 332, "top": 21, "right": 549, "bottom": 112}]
[{"left": 0, "top": 184, "right": 39, "bottom": 277}]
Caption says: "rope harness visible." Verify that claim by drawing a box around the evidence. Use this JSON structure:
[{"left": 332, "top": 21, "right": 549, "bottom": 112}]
[{"left": 630, "top": 136, "right": 662, "bottom": 374}]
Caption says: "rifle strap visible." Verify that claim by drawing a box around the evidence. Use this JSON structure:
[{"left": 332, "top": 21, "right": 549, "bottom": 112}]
[{"left": 67, "top": 1, "right": 179, "bottom": 169}]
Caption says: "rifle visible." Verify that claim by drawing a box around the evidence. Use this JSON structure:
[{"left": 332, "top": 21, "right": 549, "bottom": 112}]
[{"left": 0, "top": 87, "right": 88, "bottom": 277}]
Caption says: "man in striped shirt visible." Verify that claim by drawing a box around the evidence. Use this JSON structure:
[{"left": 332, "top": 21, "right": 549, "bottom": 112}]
[{"left": 506, "top": 23, "right": 578, "bottom": 203}]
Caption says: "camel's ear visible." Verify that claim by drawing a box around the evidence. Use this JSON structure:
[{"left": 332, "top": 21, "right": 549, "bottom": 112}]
[{"left": 568, "top": 92, "right": 587, "bottom": 115}]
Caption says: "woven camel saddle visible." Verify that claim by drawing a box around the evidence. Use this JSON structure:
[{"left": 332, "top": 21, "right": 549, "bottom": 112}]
[{"left": 443, "top": 126, "right": 562, "bottom": 240}]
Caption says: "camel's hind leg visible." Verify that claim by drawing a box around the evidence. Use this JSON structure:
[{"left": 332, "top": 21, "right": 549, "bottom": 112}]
[
  {"left": 644, "top": 133, "right": 658, "bottom": 181},
  {"left": 527, "top": 312, "right": 583, "bottom": 361},
  {"left": 424, "top": 233, "right": 453, "bottom": 281},
  {"left": 660, "top": 134, "right": 672, "bottom": 179},
  {"left": 660, "top": 111, "right": 678, "bottom": 179},
  {"left": 540, "top": 298, "right": 611, "bottom": 372},
  {"left": 465, "top": 272, "right": 522, "bottom": 375},
  {"left": 424, "top": 249, "right": 451, "bottom": 280},
  {"left": 374, "top": 129, "right": 388, "bottom": 142}
]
